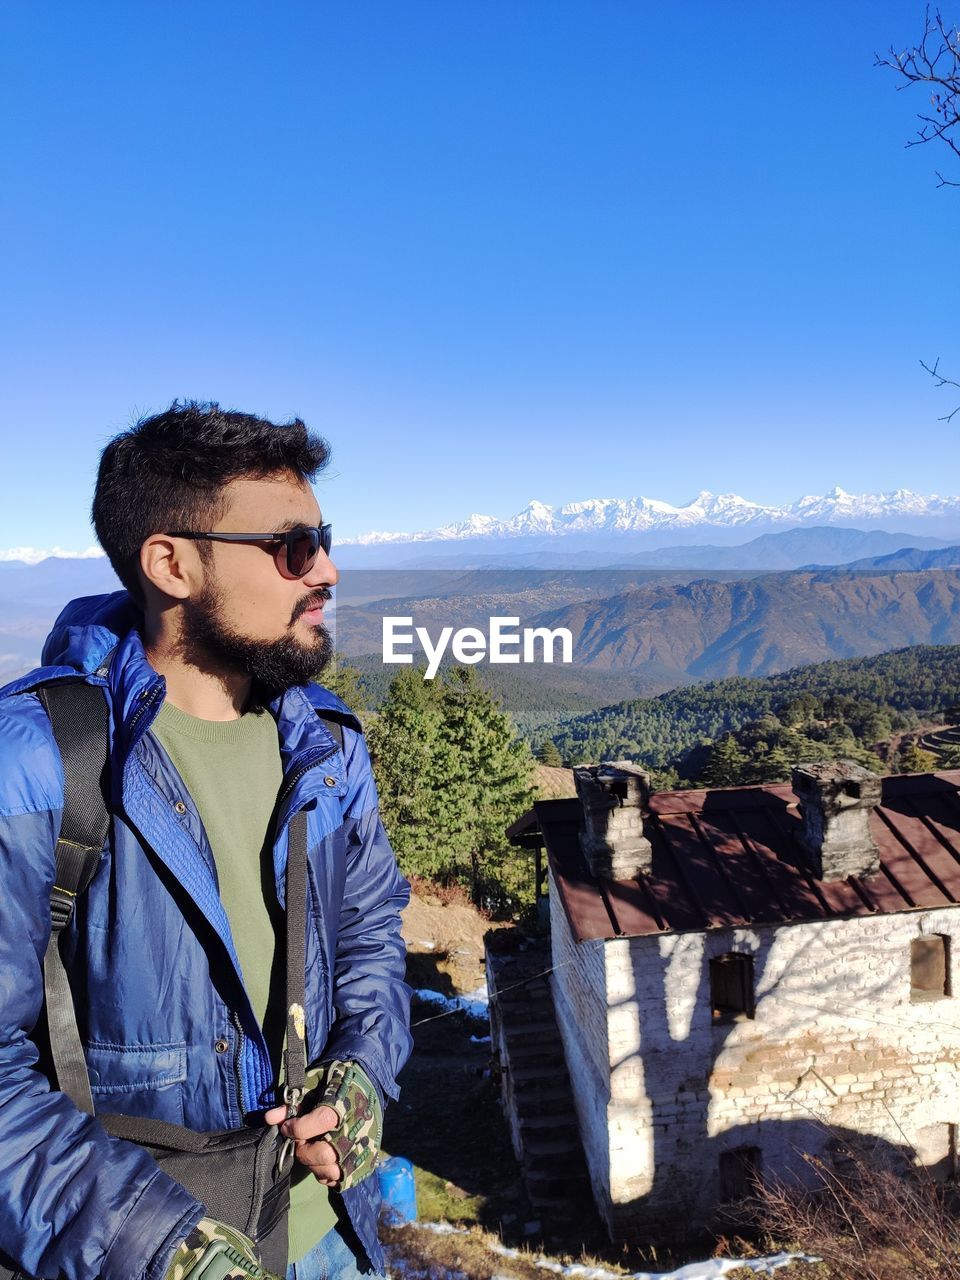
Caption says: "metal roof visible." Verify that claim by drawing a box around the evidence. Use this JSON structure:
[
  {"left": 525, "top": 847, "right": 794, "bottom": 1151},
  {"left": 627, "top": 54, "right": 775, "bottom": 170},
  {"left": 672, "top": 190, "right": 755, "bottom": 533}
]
[{"left": 527, "top": 770, "right": 960, "bottom": 942}]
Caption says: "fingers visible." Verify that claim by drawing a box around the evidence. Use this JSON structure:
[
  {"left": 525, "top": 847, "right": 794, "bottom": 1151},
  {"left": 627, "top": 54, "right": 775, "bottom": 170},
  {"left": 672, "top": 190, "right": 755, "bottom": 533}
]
[
  {"left": 262, "top": 1103, "right": 344, "bottom": 1186},
  {"left": 279, "top": 1104, "right": 340, "bottom": 1142},
  {"left": 262, "top": 1102, "right": 339, "bottom": 1139},
  {"left": 263, "top": 1095, "right": 343, "bottom": 1182},
  {"left": 292, "top": 1136, "right": 342, "bottom": 1185}
]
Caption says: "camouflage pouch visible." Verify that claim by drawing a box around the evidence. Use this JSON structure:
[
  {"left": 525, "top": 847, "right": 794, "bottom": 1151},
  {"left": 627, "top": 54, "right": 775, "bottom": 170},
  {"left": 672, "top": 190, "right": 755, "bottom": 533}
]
[
  {"left": 314, "top": 1059, "right": 383, "bottom": 1190},
  {"left": 164, "top": 1216, "right": 280, "bottom": 1280}
]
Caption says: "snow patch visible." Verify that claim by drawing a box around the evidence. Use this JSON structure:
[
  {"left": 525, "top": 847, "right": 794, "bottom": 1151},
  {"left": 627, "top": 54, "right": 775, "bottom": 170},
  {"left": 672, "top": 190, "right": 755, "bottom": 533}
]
[
  {"left": 413, "top": 984, "right": 489, "bottom": 1023},
  {"left": 386, "top": 1222, "right": 817, "bottom": 1280},
  {"left": 490, "top": 1241, "right": 815, "bottom": 1278}
]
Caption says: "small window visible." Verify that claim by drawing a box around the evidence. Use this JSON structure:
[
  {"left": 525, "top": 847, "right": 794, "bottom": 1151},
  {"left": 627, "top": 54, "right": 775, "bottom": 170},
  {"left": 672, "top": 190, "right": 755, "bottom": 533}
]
[
  {"left": 710, "top": 952, "right": 755, "bottom": 1023},
  {"left": 719, "top": 1146, "right": 761, "bottom": 1201},
  {"left": 911, "top": 935, "right": 950, "bottom": 1002}
]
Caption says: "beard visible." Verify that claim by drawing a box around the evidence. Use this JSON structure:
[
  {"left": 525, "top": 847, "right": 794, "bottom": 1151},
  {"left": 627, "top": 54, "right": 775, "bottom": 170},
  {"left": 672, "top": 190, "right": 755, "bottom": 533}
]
[{"left": 180, "top": 582, "right": 333, "bottom": 703}]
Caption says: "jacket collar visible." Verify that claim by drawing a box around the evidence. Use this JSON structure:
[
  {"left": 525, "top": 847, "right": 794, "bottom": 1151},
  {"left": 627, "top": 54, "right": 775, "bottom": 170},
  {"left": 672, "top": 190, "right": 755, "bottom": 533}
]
[{"left": 107, "top": 628, "right": 350, "bottom": 788}]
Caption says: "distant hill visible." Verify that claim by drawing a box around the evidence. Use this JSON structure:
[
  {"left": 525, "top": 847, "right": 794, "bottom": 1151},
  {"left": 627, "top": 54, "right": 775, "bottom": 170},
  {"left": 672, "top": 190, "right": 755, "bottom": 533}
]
[
  {"left": 345, "top": 650, "right": 670, "bottom": 733},
  {"left": 333, "top": 566, "right": 762, "bottom": 657},
  {"left": 521, "top": 568, "right": 960, "bottom": 682},
  {"left": 548, "top": 644, "right": 960, "bottom": 767},
  {"left": 813, "top": 545, "right": 960, "bottom": 572},
  {"left": 335, "top": 525, "right": 952, "bottom": 571},
  {"left": 340, "top": 565, "right": 960, "bottom": 730},
  {"left": 614, "top": 526, "right": 950, "bottom": 570},
  {"left": 0, "top": 557, "right": 121, "bottom": 681}
]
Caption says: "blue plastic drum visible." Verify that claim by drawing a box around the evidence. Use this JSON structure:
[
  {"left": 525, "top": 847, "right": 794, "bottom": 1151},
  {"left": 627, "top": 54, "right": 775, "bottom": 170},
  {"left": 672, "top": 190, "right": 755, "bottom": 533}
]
[{"left": 377, "top": 1155, "right": 418, "bottom": 1224}]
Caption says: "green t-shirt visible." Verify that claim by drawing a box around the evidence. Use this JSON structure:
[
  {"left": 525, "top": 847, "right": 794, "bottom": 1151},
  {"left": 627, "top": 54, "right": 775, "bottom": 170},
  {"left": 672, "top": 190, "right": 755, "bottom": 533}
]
[{"left": 152, "top": 699, "right": 337, "bottom": 1263}]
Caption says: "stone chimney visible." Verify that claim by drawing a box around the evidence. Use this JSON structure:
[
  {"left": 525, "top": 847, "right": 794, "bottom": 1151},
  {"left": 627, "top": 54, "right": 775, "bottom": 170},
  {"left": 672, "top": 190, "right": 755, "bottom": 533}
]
[
  {"left": 574, "top": 761, "right": 653, "bottom": 880},
  {"left": 791, "top": 759, "right": 882, "bottom": 880}
]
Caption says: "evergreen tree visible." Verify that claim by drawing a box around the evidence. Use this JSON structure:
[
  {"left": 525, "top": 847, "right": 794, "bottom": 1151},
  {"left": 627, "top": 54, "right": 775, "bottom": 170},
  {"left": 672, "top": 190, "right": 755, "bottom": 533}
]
[
  {"left": 536, "top": 739, "right": 563, "bottom": 767},
  {"left": 367, "top": 667, "right": 447, "bottom": 878},
  {"left": 756, "top": 745, "right": 793, "bottom": 784},
  {"left": 700, "top": 734, "right": 748, "bottom": 787},
  {"left": 650, "top": 765, "right": 680, "bottom": 791},
  {"left": 433, "top": 667, "right": 536, "bottom": 910},
  {"left": 318, "top": 652, "right": 368, "bottom": 714},
  {"left": 367, "top": 665, "right": 535, "bottom": 912}
]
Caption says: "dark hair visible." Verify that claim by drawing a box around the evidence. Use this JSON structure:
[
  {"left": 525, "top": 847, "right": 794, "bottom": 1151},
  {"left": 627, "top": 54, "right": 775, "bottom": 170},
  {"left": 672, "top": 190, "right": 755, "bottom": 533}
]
[{"left": 92, "top": 400, "right": 330, "bottom": 600}]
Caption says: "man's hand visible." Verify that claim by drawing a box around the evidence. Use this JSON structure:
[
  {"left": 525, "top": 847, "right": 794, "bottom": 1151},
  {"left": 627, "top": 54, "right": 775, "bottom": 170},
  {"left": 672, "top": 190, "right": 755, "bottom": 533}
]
[
  {"left": 263, "top": 1101, "right": 343, "bottom": 1186},
  {"left": 264, "top": 1060, "right": 383, "bottom": 1190}
]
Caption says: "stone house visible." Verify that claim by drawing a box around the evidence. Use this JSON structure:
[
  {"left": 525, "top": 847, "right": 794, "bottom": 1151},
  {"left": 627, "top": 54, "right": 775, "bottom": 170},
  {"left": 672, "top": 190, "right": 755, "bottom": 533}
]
[{"left": 501, "top": 760, "right": 960, "bottom": 1241}]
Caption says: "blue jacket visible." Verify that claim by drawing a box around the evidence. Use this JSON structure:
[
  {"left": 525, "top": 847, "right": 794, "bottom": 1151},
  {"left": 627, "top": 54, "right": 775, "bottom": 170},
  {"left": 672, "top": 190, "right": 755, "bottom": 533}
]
[{"left": 0, "top": 592, "right": 411, "bottom": 1279}]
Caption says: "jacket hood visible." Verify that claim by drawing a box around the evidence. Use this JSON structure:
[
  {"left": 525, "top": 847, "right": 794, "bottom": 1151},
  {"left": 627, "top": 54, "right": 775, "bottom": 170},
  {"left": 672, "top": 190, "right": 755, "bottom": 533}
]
[{"left": 41, "top": 590, "right": 141, "bottom": 673}]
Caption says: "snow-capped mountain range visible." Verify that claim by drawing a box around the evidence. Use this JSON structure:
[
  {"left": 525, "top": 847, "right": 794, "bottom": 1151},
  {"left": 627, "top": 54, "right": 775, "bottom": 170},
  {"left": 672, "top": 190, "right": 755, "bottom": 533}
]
[
  {"left": 0, "top": 545, "right": 104, "bottom": 565},
  {"left": 4, "top": 489, "right": 960, "bottom": 566},
  {"left": 344, "top": 487, "right": 960, "bottom": 545}
]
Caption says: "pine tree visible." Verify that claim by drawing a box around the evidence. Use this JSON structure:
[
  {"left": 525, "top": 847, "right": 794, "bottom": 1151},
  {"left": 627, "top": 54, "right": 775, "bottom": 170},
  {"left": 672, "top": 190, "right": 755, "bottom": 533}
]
[
  {"left": 536, "top": 739, "right": 563, "bottom": 767},
  {"left": 700, "top": 734, "right": 748, "bottom": 787},
  {"left": 317, "top": 653, "right": 367, "bottom": 713},
  {"left": 367, "top": 665, "right": 535, "bottom": 912},
  {"left": 366, "top": 668, "right": 447, "bottom": 878},
  {"left": 756, "top": 745, "right": 792, "bottom": 784},
  {"left": 433, "top": 667, "right": 535, "bottom": 910}
]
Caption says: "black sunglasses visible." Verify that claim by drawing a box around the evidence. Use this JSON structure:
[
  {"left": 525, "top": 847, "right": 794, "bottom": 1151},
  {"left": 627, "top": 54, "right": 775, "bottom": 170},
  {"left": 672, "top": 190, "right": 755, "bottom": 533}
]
[{"left": 166, "top": 523, "right": 332, "bottom": 579}]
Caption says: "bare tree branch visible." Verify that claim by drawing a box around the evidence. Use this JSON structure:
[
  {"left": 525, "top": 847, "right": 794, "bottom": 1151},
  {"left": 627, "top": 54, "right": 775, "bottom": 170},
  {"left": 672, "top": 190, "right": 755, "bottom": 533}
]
[
  {"left": 878, "top": 11, "right": 960, "bottom": 419},
  {"left": 919, "top": 357, "right": 960, "bottom": 421}
]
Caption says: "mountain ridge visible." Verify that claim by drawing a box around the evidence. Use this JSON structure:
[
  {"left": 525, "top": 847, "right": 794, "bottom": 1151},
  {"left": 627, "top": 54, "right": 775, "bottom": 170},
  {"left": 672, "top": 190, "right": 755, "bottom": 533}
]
[{"left": 343, "top": 486, "right": 960, "bottom": 546}]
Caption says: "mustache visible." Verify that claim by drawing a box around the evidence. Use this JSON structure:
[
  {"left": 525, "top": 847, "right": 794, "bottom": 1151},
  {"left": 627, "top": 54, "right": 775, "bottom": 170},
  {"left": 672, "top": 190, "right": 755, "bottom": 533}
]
[{"left": 290, "top": 588, "right": 332, "bottom": 624}]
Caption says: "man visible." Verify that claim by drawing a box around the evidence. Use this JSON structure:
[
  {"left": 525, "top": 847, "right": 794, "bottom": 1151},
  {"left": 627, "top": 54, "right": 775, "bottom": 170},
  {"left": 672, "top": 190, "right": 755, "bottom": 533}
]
[{"left": 0, "top": 403, "right": 411, "bottom": 1280}]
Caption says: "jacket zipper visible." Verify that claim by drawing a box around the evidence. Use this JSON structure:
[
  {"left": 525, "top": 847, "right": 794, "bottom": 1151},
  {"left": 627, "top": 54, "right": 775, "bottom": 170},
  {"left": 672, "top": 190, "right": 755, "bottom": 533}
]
[
  {"left": 127, "top": 681, "right": 164, "bottom": 745},
  {"left": 232, "top": 1009, "right": 247, "bottom": 1115},
  {"left": 276, "top": 745, "right": 339, "bottom": 813}
]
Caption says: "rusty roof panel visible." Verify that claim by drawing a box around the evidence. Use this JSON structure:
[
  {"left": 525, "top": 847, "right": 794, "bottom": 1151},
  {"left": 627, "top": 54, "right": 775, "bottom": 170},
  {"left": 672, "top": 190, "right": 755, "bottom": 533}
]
[
  {"left": 691, "top": 811, "right": 796, "bottom": 925},
  {"left": 534, "top": 770, "right": 960, "bottom": 942},
  {"left": 724, "top": 808, "right": 821, "bottom": 923},
  {"left": 655, "top": 813, "right": 749, "bottom": 928},
  {"left": 623, "top": 819, "right": 704, "bottom": 932},
  {"left": 870, "top": 808, "right": 955, "bottom": 908}
]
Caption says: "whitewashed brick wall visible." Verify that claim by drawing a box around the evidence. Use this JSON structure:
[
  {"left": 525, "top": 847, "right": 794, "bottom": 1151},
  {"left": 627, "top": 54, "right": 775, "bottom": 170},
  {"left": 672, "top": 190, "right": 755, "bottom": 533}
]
[
  {"left": 548, "top": 866, "right": 612, "bottom": 1214},
  {"left": 550, "top": 885, "right": 960, "bottom": 1241}
]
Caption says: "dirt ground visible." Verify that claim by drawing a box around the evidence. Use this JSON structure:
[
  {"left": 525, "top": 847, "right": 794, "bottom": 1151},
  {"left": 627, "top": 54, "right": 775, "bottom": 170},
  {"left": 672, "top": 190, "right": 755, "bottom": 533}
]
[{"left": 401, "top": 884, "right": 506, "bottom": 994}]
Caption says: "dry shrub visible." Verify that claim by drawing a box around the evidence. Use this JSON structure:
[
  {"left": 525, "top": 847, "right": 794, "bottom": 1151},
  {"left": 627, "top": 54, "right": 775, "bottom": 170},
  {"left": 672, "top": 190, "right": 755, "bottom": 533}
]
[
  {"left": 380, "top": 1221, "right": 550, "bottom": 1280},
  {"left": 750, "top": 1138, "right": 960, "bottom": 1279},
  {"left": 406, "top": 875, "right": 485, "bottom": 911}
]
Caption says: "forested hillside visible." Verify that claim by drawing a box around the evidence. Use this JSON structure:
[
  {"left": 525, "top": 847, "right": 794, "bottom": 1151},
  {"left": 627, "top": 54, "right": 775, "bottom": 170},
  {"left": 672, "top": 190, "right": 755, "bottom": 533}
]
[{"left": 547, "top": 644, "right": 960, "bottom": 769}]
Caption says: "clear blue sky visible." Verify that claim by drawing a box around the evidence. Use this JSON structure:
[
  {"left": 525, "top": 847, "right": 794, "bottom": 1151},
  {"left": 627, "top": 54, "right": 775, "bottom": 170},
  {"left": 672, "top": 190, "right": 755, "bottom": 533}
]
[{"left": 0, "top": 1, "right": 955, "bottom": 550}]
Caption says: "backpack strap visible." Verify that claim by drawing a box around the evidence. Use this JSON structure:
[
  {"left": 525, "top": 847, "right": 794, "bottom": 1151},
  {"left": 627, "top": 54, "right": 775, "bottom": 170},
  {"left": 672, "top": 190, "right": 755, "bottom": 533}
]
[
  {"left": 315, "top": 710, "right": 346, "bottom": 754},
  {"left": 31, "top": 690, "right": 347, "bottom": 1121},
  {"left": 36, "top": 681, "right": 111, "bottom": 1116}
]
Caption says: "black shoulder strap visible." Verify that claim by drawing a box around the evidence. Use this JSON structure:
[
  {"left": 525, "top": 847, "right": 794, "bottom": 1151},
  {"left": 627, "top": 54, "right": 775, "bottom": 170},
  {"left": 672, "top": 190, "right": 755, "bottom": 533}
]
[
  {"left": 31, "top": 691, "right": 343, "bottom": 1122},
  {"left": 315, "top": 710, "right": 346, "bottom": 753},
  {"left": 37, "top": 681, "right": 111, "bottom": 1116}
]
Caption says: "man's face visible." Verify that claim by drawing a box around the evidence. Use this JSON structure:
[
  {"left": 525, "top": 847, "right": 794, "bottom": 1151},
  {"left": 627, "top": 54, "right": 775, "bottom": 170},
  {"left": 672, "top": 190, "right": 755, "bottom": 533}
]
[{"left": 180, "top": 471, "right": 338, "bottom": 696}]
